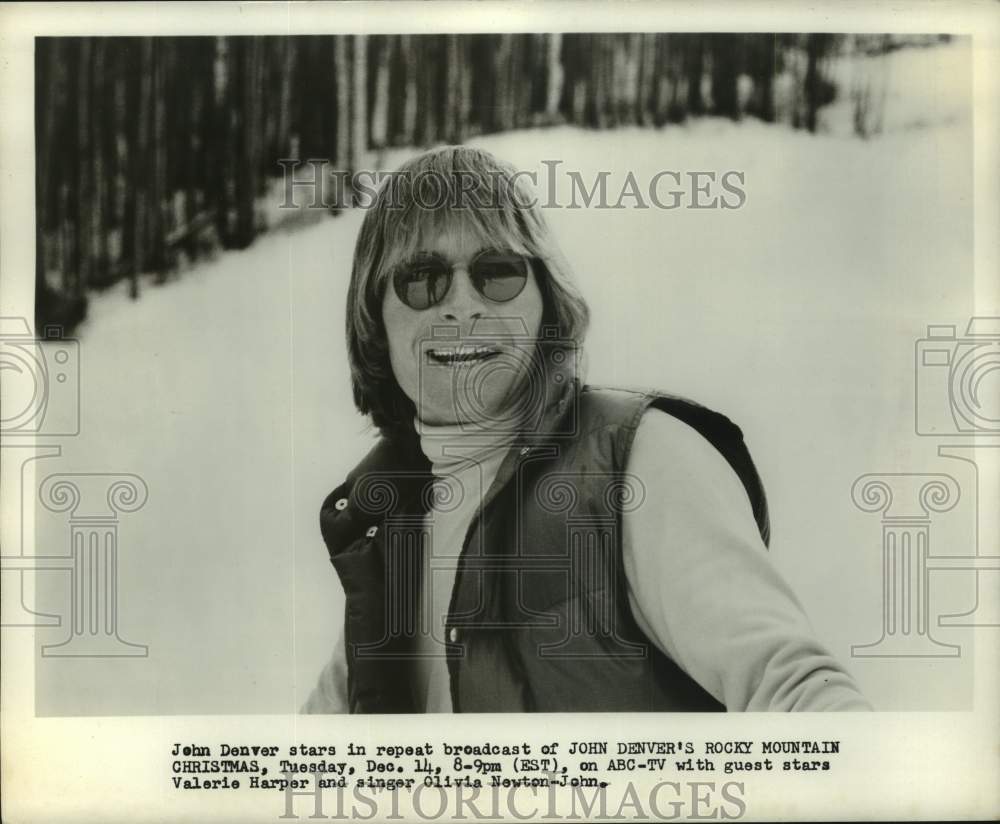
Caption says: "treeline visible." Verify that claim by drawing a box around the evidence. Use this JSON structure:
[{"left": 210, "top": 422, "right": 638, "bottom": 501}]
[{"left": 35, "top": 33, "right": 844, "bottom": 332}]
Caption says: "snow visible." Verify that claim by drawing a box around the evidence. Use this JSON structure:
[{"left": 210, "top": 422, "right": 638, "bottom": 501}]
[{"left": 31, "top": 40, "right": 979, "bottom": 714}]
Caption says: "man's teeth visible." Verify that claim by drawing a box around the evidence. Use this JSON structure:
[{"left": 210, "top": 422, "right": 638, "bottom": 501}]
[{"left": 428, "top": 346, "right": 500, "bottom": 363}]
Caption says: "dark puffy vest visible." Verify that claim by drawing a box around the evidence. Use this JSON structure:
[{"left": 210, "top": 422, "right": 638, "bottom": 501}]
[{"left": 319, "top": 383, "right": 770, "bottom": 713}]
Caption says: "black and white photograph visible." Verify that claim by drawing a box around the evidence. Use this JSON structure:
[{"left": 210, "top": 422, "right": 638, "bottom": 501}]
[{"left": 1, "top": 1, "right": 998, "bottom": 822}]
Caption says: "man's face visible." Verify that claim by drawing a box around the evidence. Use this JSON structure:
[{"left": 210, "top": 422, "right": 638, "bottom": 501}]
[{"left": 381, "top": 223, "right": 545, "bottom": 427}]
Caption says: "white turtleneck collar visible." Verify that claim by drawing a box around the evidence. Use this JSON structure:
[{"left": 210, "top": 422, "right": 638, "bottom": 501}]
[{"left": 415, "top": 414, "right": 521, "bottom": 477}]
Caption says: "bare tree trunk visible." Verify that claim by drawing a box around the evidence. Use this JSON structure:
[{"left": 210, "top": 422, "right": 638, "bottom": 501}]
[
  {"left": 746, "top": 34, "right": 776, "bottom": 123},
  {"left": 352, "top": 34, "right": 367, "bottom": 170},
  {"left": 72, "top": 38, "right": 92, "bottom": 298},
  {"left": 35, "top": 40, "right": 55, "bottom": 319},
  {"left": 457, "top": 38, "right": 472, "bottom": 140},
  {"left": 443, "top": 35, "right": 460, "bottom": 143},
  {"left": 151, "top": 39, "right": 169, "bottom": 269},
  {"left": 471, "top": 35, "right": 496, "bottom": 134},
  {"left": 635, "top": 33, "right": 655, "bottom": 125},
  {"left": 186, "top": 40, "right": 212, "bottom": 257},
  {"left": 212, "top": 37, "right": 238, "bottom": 246},
  {"left": 277, "top": 39, "right": 296, "bottom": 158},
  {"left": 240, "top": 36, "right": 263, "bottom": 243},
  {"left": 709, "top": 34, "right": 741, "bottom": 120},
  {"left": 400, "top": 35, "right": 417, "bottom": 144},
  {"left": 110, "top": 42, "right": 130, "bottom": 276},
  {"left": 416, "top": 36, "right": 439, "bottom": 145},
  {"left": 35, "top": 40, "right": 59, "bottom": 294},
  {"left": 370, "top": 36, "right": 390, "bottom": 150},
  {"left": 495, "top": 35, "right": 513, "bottom": 132},
  {"left": 90, "top": 39, "right": 110, "bottom": 282},
  {"left": 686, "top": 36, "right": 705, "bottom": 115},
  {"left": 583, "top": 35, "right": 601, "bottom": 127},
  {"left": 334, "top": 35, "right": 351, "bottom": 177},
  {"left": 662, "top": 34, "right": 687, "bottom": 124},
  {"left": 131, "top": 37, "right": 153, "bottom": 297},
  {"left": 544, "top": 33, "right": 563, "bottom": 123},
  {"left": 559, "top": 34, "right": 587, "bottom": 125},
  {"left": 804, "top": 34, "right": 834, "bottom": 132},
  {"left": 623, "top": 34, "right": 642, "bottom": 124}
]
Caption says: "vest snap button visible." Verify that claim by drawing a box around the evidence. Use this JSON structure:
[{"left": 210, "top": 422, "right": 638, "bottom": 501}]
[
  {"left": 366, "top": 526, "right": 378, "bottom": 538},
  {"left": 334, "top": 497, "right": 348, "bottom": 511},
  {"left": 519, "top": 446, "right": 531, "bottom": 457},
  {"left": 448, "top": 628, "right": 459, "bottom": 642}
]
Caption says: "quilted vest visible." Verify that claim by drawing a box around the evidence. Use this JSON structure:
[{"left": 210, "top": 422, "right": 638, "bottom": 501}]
[{"left": 319, "top": 381, "right": 770, "bottom": 713}]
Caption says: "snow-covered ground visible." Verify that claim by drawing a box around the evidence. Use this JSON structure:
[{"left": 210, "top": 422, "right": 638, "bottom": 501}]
[{"left": 30, "top": 40, "right": 980, "bottom": 714}]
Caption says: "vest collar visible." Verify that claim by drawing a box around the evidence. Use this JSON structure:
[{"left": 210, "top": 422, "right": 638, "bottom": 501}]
[
  {"left": 371, "top": 376, "right": 578, "bottom": 478},
  {"left": 321, "top": 379, "right": 581, "bottom": 557}
]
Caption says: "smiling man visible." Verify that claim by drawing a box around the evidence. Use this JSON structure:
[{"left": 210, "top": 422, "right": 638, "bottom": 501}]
[
  {"left": 382, "top": 225, "right": 545, "bottom": 428},
  {"left": 304, "top": 145, "right": 871, "bottom": 714}
]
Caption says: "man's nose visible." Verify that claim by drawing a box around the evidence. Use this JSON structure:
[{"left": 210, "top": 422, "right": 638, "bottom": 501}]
[{"left": 437, "top": 268, "right": 485, "bottom": 321}]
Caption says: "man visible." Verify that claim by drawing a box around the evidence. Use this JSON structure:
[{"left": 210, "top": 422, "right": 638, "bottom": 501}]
[{"left": 304, "top": 145, "right": 871, "bottom": 713}]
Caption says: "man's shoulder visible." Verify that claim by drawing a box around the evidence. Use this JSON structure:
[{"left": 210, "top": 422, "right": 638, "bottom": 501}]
[
  {"left": 579, "top": 384, "right": 744, "bottom": 441},
  {"left": 629, "top": 408, "right": 748, "bottom": 499},
  {"left": 582, "top": 384, "right": 769, "bottom": 545}
]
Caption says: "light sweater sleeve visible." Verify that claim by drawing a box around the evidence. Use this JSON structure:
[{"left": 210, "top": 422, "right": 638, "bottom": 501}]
[
  {"left": 300, "top": 631, "right": 350, "bottom": 714},
  {"left": 622, "top": 409, "right": 872, "bottom": 711}
]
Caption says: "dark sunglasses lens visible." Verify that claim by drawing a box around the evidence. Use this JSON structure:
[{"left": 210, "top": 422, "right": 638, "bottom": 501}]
[
  {"left": 472, "top": 253, "right": 529, "bottom": 302},
  {"left": 395, "top": 260, "right": 451, "bottom": 309}
]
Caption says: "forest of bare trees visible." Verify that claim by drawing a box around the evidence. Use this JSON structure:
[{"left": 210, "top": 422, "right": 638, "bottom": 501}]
[{"left": 35, "top": 33, "right": 918, "bottom": 332}]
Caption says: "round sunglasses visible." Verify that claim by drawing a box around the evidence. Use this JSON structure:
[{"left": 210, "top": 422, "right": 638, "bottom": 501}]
[{"left": 391, "top": 249, "right": 531, "bottom": 310}]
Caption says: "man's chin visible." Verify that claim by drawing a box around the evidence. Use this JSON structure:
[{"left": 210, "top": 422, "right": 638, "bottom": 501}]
[{"left": 415, "top": 393, "right": 513, "bottom": 429}]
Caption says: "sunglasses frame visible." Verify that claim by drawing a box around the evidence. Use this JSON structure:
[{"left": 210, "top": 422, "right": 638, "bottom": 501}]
[{"left": 390, "top": 248, "right": 533, "bottom": 310}]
